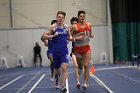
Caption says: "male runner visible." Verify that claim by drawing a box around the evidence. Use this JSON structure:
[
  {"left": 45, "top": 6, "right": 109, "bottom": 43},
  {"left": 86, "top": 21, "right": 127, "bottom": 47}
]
[
  {"left": 42, "top": 20, "right": 57, "bottom": 81},
  {"left": 70, "top": 17, "right": 83, "bottom": 89},
  {"left": 42, "top": 11, "right": 72, "bottom": 93},
  {"left": 70, "top": 10, "right": 93, "bottom": 90}
]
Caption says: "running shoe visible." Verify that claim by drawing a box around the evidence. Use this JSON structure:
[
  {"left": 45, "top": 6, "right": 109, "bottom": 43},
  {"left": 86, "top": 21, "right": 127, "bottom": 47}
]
[
  {"left": 60, "top": 87, "right": 67, "bottom": 93},
  {"left": 50, "top": 77, "right": 54, "bottom": 82},
  {"left": 55, "top": 79, "right": 59, "bottom": 89},
  {"left": 82, "top": 84, "right": 87, "bottom": 90},
  {"left": 55, "top": 83, "right": 60, "bottom": 89},
  {"left": 76, "top": 83, "right": 80, "bottom": 89}
]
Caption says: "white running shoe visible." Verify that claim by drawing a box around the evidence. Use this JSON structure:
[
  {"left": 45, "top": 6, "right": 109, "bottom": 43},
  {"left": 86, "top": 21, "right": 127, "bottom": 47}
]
[
  {"left": 55, "top": 84, "right": 60, "bottom": 89},
  {"left": 82, "top": 84, "right": 88, "bottom": 90},
  {"left": 50, "top": 78, "right": 54, "bottom": 82}
]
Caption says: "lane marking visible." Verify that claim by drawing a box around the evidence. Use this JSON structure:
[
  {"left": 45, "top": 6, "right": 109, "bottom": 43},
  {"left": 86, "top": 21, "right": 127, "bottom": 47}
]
[
  {"left": 111, "top": 70, "right": 140, "bottom": 84},
  {"left": 90, "top": 72, "right": 113, "bottom": 93},
  {"left": 0, "top": 72, "right": 39, "bottom": 78},
  {"left": 95, "top": 66, "right": 136, "bottom": 71},
  {"left": 0, "top": 72, "right": 21, "bottom": 78},
  {"left": 0, "top": 75, "right": 23, "bottom": 90},
  {"left": 27, "top": 74, "right": 45, "bottom": 93},
  {"left": 1, "top": 84, "right": 98, "bottom": 91},
  {"left": 66, "top": 76, "right": 69, "bottom": 93},
  {"left": 17, "top": 71, "right": 41, "bottom": 93}
]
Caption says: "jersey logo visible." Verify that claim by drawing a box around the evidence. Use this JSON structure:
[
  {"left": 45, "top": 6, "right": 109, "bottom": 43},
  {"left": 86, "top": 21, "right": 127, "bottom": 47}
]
[
  {"left": 80, "top": 31, "right": 90, "bottom": 36},
  {"left": 57, "top": 28, "right": 67, "bottom": 35}
]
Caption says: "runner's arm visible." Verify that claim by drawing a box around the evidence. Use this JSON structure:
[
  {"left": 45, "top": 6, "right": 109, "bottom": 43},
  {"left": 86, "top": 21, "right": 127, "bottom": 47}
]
[{"left": 41, "top": 25, "right": 56, "bottom": 41}]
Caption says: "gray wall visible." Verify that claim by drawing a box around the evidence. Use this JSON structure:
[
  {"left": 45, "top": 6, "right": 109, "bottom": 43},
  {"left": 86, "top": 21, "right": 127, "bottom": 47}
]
[
  {"left": 0, "top": 25, "right": 111, "bottom": 68},
  {"left": 0, "top": 0, "right": 10, "bottom": 27},
  {"left": 0, "top": 0, "right": 106, "bottom": 28}
]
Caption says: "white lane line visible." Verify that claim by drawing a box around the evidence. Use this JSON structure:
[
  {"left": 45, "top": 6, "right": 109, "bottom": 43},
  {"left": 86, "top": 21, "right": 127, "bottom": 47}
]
[
  {"left": 27, "top": 74, "right": 45, "bottom": 93},
  {"left": 16, "top": 71, "right": 41, "bottom": 93},
  {"left": 0, "top": 73, "right": 21, "bottom": 78},
  {"left": 0, "top": 75, "right": 23, "bottom": 90},
  {"left": 111, "top": 70, "right": 140, "bottom": 84},
  {"left": 96, "top": 66, "right": 136, "bottom": 71},
  {"left": 90, "top": 72, "right": 113, "bottom": 93},
  {"left": 66, "top": 76, "right": 69, "bottom": 93}
]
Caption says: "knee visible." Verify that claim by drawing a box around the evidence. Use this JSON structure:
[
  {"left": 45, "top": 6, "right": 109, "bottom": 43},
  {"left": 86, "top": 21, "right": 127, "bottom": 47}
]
[
  {"left": 75, "top": 65, "right": 78, "bottom": 69},
  {"left": 84, "top": 62, "right": 89, "bottom": 67},
  {"left": 62, "top": 67, "right": 66, "bottom": 72},
  {"left": 84, "top": 64, "right": 89, "bottom": 69},
  {"left": 61, "top": 65, "right": 67, "bottom": 73}
]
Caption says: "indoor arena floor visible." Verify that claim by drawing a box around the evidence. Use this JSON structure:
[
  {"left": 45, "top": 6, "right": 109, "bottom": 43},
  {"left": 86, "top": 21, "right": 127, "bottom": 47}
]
[{"left": 0, "top": 63, "right": 140, "bottom": 93}]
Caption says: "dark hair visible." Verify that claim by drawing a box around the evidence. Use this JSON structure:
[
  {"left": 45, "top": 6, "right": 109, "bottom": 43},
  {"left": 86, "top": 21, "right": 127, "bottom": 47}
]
[
  {"left": 35, "top": 42, "right": 39, "bottom": 46},
  {"left": 57, "top": 11, "right": 66, "bottom": 17},
  {"left": 78, "top": 10, "right": 86, "bottom": 17},
  {"left": 51, "top": 20, "right": 57, "bottom": 25},
  {"left": 70, "top": 17, "right": 79, "bottom": 24}
]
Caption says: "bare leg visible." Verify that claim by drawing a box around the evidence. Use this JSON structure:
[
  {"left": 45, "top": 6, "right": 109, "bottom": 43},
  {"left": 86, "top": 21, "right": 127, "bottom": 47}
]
[
  {"left": 61, "top": 63, "right": 68, "bottom": 87},
  {"left": 49, "top": 55, "right": 54, "bottom": 80},
  {"left": 50, "top": 62, "right": 54, "bottom": 78},
  {"left": 77, "top": 58, "right": 84, "bottom": 74},
  {"left": 82, "top": 50, "right": 91, "bottom": 89},
  {"left": 72, "top": 54, "right": 80, "bottom": 84}
]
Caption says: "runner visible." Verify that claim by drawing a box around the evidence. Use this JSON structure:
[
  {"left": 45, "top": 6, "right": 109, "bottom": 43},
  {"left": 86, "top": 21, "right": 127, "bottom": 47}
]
[
  {"left": 70, "top": 17, "right": 84, "bottom": 89},
  {"left": 41, "top": 20, "right": 57, "bottom": 81},
  {"left": 70, "top": 10, "right": 93, "bottom": 90},
  {"left": 41, "top": 11, "right": 72, "bottom": 93}
]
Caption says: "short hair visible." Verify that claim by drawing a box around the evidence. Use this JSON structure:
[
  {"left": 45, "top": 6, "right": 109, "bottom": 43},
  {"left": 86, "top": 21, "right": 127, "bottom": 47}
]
[
  {"left": 35, "top": 42, "right": 39, "bottom": 46},
  {"left": 51, "top": 20, "right": 57, "bottom": 25},
  {"left": 78, "top": 10, "right": 86, "bottom": 17},
  {"left": 57, "top": 11, "right": 66, "bottom": 17},
  {"left": 70, "top": 17, "right": 79, "bottom": 24}
]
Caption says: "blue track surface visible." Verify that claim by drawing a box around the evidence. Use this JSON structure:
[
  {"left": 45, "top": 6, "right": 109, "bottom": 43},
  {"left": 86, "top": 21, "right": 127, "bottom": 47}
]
[{"left": 0, "top": 64, "right": 140, "bottom": 93}]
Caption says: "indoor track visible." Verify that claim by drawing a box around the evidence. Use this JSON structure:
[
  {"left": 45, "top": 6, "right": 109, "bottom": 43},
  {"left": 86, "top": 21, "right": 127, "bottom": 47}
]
[{"left": 0, "top": 64, "right": 140, "bottom": 93}]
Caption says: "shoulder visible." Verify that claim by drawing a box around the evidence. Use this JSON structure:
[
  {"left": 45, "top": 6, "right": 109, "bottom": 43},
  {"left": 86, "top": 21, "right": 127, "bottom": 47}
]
[
  {"left": 86, "top": 23, "right": 92, "bottom": 29},
  {"left": 48, "top": 23, "right": 57, "bottom": 29},
  {"left": 48, "top": 24, "right": 56, "bottom": 29},
  {"left": 64, "top": 24, "right": 69, "bottom": 29},
  {"left": 87, "top": 23, "right": 91, "bottom": 27},
  {"left": 71, "top": 24, "right": 77, "bottom": 30},
  {"left": 64, "top": 24, "right": 69, "bottom": 27},
  {"left": 48, "top": 24, "right": 57, "bottom": 32}
]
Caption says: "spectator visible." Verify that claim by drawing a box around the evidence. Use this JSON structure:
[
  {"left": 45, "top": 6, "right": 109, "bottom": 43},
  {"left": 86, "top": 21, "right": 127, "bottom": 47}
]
[{"left": 33, "top": 42, "right": 42, "bottom": 67}]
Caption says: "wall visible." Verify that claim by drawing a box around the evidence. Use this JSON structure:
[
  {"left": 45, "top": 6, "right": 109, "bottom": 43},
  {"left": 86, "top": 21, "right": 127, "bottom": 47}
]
[
  {"left": 0, "top": 25, "right": 110, "bottom": 68},
  {"left": 0, "top": 0, "right": 10, "bottom": 27},
  {"left": 0, "top": 0, "right": 106, "bottom": 28}
]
